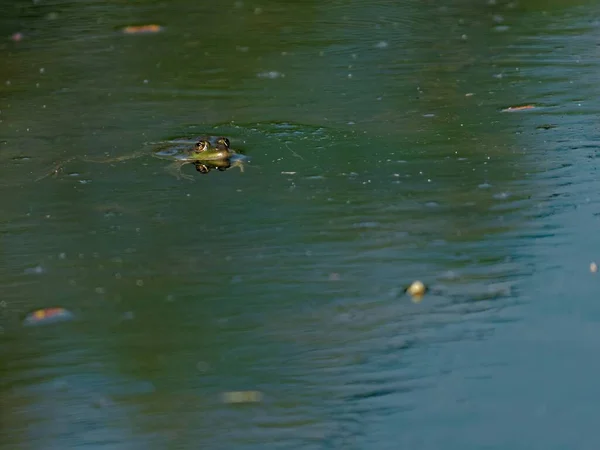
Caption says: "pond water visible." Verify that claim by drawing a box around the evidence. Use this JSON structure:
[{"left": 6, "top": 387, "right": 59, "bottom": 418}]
[{"left": 2, "top": 0, "right": 600, "bottom": 448}]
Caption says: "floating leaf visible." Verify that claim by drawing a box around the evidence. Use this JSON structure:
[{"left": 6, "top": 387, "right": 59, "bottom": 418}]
[
  {"left": 122, "top": 25, "right": 163, "bottom": 35},
  {"left": 23, "top": 307, "right": 74, "bottom": 326},
  {"left": 501, "top": 105, "right": 535, "bottom": 112},
  {"left": 222, "top": 391, "right": 263, "bottom": 404}
]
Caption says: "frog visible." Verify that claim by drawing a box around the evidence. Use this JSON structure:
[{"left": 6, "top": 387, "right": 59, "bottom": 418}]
[
  {"left": 193, "top": 137, "right": 239, "bottom": 174},
  {"left": 36, "top": 136, "right": 248, "bottom": 182},
  {"left": 156, "top": 136, "right": 247, "bottom": 180}
]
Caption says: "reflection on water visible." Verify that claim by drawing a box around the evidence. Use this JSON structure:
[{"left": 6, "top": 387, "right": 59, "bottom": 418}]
[{"left": 2, "top": 0, "right": 600, "bottom": 448}]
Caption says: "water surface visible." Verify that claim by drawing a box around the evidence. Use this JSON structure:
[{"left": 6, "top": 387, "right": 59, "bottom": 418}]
[{"left": 2, "top": 0, "right": 600, "bottom": 449}]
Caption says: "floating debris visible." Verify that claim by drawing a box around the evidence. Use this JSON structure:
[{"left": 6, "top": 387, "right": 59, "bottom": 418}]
[
  {"left": 536, "top": 124, "right": 557, "bottom": 130},
  {"left": 11, "top": 155, "right": 32, "bottom": 162},
  {"left": 23, "top": 307, "right": 75, "bottom": 326},
  {"left": 10, "top": 32, "right": 23, "bottom": 42},
  {"left": 501, "top": 104, "right": 536, "bottom": 112},
  {"left": 406, "top": 280, "right": 427, "bottom": 303},
  {"left": 591, "top": 262, "right": 598, "bottom": 273},
  {"left": 222, "top": 391, "right": 263, "bottom": 404},
  {"left": 122, "top": 24, "right": 163, "bottom": 34}
]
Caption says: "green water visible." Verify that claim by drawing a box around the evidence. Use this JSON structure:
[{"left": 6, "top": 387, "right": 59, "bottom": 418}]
[{"left": 2, "top": 0, "right": 600, "bottom": 448}]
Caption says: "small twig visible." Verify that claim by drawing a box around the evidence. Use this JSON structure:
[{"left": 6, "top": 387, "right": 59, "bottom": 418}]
[
  {"left": 284, "top": 141, "right": 304, "bottom": 161},
  {"left": 34, "top": 156, "right": 77, "bottom": 182}
]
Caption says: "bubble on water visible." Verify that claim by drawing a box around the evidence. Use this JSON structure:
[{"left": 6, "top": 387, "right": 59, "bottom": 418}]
[
  {"left": 478, "top": 183, "right": 492, "bottom": 189},
  {"left": 257, "top": 71, "right": 283, "bottom": 79},
  {"left": 24, "top": 265, "right": 45, "bottom": 275},
  {"left": 440, "top": 270, "right": 460, "bottom": 281},
  {"left": 121, "top": 311, "right": 135, "bottom": 321},
  {"left": 196, "top": 361, "right": 210, "bottom": 372},
  {"left": 493, "top": 192, "right": 511, "bottom": 200},
  {"left": 53, "top": 380, "right": 69, "bottom": 391},
  {"left": 136, "top": 279, "right": 144, "bottom": 287},
  {"left": 375, "top": 41, "right": 388, "bottom": 49},
  {"left": 92, "top": 396, "right": 110, "bottom": 409},
  {"left": 353, "top": 221, "right": 379, "bottom": 229},
  {"left": 95, "top": 287, "right": 105, "bottom": 294}
]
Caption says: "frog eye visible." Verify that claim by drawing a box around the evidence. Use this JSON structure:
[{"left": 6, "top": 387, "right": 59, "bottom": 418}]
[{"left": 196, "top": 140, "right": 207, "bottom": 149}]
